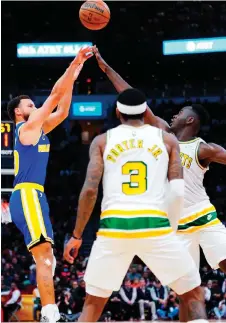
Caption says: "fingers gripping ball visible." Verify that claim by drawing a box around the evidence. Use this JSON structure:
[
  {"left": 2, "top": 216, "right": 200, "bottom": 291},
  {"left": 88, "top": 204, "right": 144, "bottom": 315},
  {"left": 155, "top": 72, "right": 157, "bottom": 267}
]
[{"left": 79, "top": 0, "right": 110, "bottom": 31}]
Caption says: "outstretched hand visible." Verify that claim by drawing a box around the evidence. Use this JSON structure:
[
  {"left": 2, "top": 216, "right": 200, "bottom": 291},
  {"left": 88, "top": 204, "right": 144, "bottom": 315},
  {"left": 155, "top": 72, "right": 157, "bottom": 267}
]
[
  {"left": 63, "top": 237, "right": 82, "bottom": 264},
  {"left": 73, "top": 46, "right": 94, "bottom": 65},
  {"left": 93, "top": 45, "right": 108, "bottom": 73}
]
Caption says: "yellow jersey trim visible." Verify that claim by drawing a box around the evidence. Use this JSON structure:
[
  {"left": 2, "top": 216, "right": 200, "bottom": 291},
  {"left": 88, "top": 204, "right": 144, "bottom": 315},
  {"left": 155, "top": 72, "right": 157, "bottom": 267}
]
[
  {"left": 14, "top": 182, "right": 44, "bottom": 192},
  {"left": 179, "top": 138, "right": 199, "bottom": 144},
  {"left": 97, "top": 228, "right": 173, "bottom": 238},
  {"left": 179, "top": 206, "right": 216, "bottom": 225},
  {"left": 177, "top": 218, "right": 220, "bottom": 234},
  {"left": 195, "top": 141, "right": 206, "bottom": 170},
  {"left": 101, "top": 209, "right": 167, "bottom": 219},
  {"left": 27, "top": 237, "right": 54, "bottom": 250}
]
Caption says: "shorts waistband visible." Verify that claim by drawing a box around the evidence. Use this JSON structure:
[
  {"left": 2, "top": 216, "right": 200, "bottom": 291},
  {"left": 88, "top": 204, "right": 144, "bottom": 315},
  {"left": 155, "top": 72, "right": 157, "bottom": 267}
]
[{"left": 14, "top": 183, "right": 44, "bottom": 192}]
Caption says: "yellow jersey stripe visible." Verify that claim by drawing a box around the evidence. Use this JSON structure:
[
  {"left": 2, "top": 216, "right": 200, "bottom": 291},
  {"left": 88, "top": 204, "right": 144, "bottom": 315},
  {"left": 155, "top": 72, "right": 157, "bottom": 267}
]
[
  {"left": 32, "top": 189, "right": 47, "bottom": 238},
  {"left": 177, "top": 218, "right": 220, "bottom": 234},
  {"left": 21, "top": 189, "right": 36, "bottom": 241},
  {"left": 97, "top": 228, "right": 173, "bottom": 238},
  {"left": 179, "top": 206, "right": 216, "bottom": 225},
  {"left": 21, "top": 188, "right": 47, "bottom": 242},
  {"left": 101, "top": 209, "right": 167, "bottom": 219},
  {"left": 14, "top": 182, "right": 44, "bottom": 192}
]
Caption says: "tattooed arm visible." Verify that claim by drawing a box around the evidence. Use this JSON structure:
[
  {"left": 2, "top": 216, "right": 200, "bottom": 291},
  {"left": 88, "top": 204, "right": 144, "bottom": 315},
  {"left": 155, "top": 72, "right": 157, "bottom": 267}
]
[
  {"left": 73, "top": 134, "right": 106, "bottom": 238},
  {"left": 64, "top": 134, "right": 106, "bottom": 264},
  {"left": 163, "top": 132, "right": 184, "bottom": 231}
]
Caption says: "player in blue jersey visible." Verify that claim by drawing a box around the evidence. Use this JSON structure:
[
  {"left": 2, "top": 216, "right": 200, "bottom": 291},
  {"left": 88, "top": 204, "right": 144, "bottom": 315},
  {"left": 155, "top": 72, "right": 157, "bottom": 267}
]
[{"left": 7, "top": 46, "right": 94, "bottom": 323}]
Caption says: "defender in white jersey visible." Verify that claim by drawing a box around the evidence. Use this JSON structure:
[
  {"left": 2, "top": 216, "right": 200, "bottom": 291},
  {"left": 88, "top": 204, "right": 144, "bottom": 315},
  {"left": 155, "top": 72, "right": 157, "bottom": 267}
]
[
  {"left": 64, "top": 89, "right": 208, "bottom": 323},
  {"left": 92, "top": 49, "right": 226, "bottom": 277}
]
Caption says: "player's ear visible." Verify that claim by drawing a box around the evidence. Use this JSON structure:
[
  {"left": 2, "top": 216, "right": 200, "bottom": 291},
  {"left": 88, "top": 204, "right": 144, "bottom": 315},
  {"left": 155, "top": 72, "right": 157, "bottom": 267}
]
[
  {"left": 15, "top": 107, "right": 21, "bottom": 117},
  {"left": 116, "top": 108, "right": 120, "bottom": 120},
  {"left": 186, "top": 116, "right": 195, "bottom": 125}
]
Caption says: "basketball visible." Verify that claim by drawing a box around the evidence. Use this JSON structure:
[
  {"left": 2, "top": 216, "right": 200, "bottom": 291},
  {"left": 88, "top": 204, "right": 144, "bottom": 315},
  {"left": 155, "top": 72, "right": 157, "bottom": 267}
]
[{"left": 79, "top": 0, "right": 110, "bottom": 31}]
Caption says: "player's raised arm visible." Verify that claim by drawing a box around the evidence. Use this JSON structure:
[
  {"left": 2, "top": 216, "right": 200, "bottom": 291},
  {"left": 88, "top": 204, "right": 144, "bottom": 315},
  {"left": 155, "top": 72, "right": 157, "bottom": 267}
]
[
  {"left": 43, "top": 47, "right": 93, "bottom": 134},
  {"left": 94, "top": 46, "right": 170, "bottom": 131},
  {"left": 20, "top": 46, "right": 93, "bottom": 144},
  {"left": 63, "top": 134, "right": 106, "bottom": 264},
  {"left": 163, "top": 132, "right": 184, "bottom": 231},
  {"left": 199, "top": 142, "right": 226, "bottom": 165}
]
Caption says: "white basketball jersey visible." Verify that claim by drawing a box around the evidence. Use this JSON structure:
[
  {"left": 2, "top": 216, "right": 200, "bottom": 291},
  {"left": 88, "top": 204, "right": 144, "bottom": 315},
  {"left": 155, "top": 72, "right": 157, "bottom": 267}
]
[
  {"left": 102, "top": 125, "right": 169, "bottom": 213},
  {"left": 98, "top": 124, "right": 173, "bottom": 239},
  {"left": 179, "top": 138, "right": 212, "bottom": 214}
]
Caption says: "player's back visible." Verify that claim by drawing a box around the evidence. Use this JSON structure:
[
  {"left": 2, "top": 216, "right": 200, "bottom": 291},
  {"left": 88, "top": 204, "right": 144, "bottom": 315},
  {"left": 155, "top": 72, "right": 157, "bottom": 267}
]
[
  {"left": 99, "top": 124, "right": 172, "bottom": 239},
  {"left": 14, "top": 121, "right": 50, "bottom": 187}
]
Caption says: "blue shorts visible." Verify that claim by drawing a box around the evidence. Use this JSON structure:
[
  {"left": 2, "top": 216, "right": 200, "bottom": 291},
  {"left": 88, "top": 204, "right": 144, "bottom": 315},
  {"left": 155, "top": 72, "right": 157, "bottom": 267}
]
[{"left": 10, "top": 183, "right": 54, "bottom": 250}]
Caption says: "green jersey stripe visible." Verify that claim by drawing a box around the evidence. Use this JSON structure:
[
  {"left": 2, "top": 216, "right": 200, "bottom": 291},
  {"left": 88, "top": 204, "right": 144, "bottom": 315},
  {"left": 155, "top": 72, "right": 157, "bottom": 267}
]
[
  {"left": 100, "top": 216, "right": 171, "bottom": 231},
  {"left": 178, "top": 211, "right": 217, "bottom": 230}
]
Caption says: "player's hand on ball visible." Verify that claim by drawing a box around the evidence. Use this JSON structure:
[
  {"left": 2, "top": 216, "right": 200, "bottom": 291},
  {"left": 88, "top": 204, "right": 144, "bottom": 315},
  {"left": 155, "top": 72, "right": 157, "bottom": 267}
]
[
  {"left": 63, "top": 237, "right": 82, "bottom": 264},
  {"left": 93, "top": 45, "right": 108, "bottom": 73},
  {"left": 74, "top": 46, "right": 94, "bottom": 65}
]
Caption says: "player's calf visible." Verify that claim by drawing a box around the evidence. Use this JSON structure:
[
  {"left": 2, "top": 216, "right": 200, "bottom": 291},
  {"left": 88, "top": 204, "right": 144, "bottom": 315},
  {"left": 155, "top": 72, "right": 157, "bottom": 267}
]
[
  {"left": 78, "top": 285, "right": 111, "bottom": 322},
  {"left": 169, "top": 267, "right": 207, "bottom": 323},
  {"left": 31, "top": 242, "right": 60, "bottom": 322}
]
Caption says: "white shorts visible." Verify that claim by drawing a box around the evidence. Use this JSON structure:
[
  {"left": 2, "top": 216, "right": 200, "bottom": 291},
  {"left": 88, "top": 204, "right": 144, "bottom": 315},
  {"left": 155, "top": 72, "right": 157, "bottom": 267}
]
[
  {"left": 177, "top": 223, "right": 226, "bottom": 269},
  {"left": 84, "top": 233, "right": 200, "bottom": 297}
]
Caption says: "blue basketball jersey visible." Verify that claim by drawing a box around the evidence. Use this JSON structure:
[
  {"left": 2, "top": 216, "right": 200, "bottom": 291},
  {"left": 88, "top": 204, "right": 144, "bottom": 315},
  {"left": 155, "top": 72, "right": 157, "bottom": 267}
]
[{"left": 13, "top": 122, "right": 50, "bottom": 187}]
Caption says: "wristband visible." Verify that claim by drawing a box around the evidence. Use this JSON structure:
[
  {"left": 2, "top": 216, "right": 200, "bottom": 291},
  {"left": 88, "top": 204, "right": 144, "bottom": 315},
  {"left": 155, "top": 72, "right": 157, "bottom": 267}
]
[{"left": 72, "top": 233, "right": 82, "bottom": 240}]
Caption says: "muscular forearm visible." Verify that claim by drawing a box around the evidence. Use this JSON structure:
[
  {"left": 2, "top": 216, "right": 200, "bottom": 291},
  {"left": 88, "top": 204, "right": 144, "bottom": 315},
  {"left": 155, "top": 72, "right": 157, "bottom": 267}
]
[
  {"left": 105, "top": 65, "right": 132, "bottom": 93},
  {"left": 73, "top": 188, "right": 98, "bottom": 238}
]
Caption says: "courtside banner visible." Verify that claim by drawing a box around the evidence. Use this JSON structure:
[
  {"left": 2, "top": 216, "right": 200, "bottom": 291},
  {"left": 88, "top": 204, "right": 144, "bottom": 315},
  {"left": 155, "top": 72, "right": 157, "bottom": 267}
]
[
  {"left": 163, "top": 37, "right": 226, "bottom": 55},
  {"left": 17, "top": 42, "right": 93, "bottom": 58}
]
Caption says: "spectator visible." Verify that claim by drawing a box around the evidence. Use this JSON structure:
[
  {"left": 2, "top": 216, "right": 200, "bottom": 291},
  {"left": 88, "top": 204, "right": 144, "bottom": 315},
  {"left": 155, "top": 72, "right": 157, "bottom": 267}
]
[
  {"left": 2, "top": 282, "right": 22, "bottom": 322},
  {"left": 137, "top": 278, "right": 157, "bottom": 320},
  {"left": 70, "top": 280, "right": 78, "bottom": 293},
  {"left": 157, "top": 291, "right": 179, "bottom": 320},
  {"left": 150, "top": 279, "right": 168, "bottom": 310},
  {"left": 11, "top": 257, "right": 21, "bottom": 272},
  {"left": 57, "top": 290, "right": 77, "bottom": 321},
  {"left": 127, "top": 266, "right": 142, "bottom": 281},
  {"left": 106, "top": 291, "right": 122, "bottom": 321},
  {"left": 33, "top": 286, "right": 41, "bottom": 322},
  {"left": 119, "top": 279, "right": 138, "bottom": 320},
  {"left": 216, "top": 293, "right": 226, "bottom": 319},
  {"left": 1, "top": 275, "right": 10, "bottom": 292},
  {"left": 72, "top": 279, "right": 86, "bottom": 314},
  {"left": 222, "top": 279, "right": 226, "bottom": 293}
]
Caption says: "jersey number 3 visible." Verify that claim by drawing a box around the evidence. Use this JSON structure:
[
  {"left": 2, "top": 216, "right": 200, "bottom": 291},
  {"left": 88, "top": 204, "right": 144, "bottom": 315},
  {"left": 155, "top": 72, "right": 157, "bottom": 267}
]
[{"left": 122, "top": 161, "right": 147, "bottom": 195}]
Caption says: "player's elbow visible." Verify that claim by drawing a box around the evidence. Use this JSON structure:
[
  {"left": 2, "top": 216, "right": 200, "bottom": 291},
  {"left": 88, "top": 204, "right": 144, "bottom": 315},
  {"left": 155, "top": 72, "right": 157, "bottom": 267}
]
[
  {"left": 51, "top": 88, "right": 65, "bottom": 101},
  {"left": 59, "top": 108, "right": 69, "bottom": 120},
  {"left": 85, "top": 187, "right": 98, "bottom": 198}
]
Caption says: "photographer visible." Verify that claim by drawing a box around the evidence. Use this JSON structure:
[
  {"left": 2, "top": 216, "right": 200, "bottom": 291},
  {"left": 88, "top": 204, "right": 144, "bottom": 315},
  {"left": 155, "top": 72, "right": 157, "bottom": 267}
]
[
  {"left": 57, "top": 290, "right": 77, "bottom": 322},
  {"left": 157, "top": 291, "right": 179, "bottom": 320}
]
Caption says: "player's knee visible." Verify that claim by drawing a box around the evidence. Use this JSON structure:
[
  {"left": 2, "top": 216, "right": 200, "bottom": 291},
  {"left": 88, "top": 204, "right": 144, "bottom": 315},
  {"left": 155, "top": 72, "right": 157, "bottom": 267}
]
[
  {"left": 31, "top": 242, "right": 53, "bottom": 269},
  {"left": 82, "top": 293, "right": 109, "bottom": 321},
  {"left": 179, "top": 286, "right": 204, "bottom": 302}
]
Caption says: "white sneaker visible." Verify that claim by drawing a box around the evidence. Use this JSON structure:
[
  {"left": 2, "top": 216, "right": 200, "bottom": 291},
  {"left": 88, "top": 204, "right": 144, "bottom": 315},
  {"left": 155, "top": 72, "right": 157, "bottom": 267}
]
[
  {"left": 152, "top": 314, "right": 158, "bottom": 321},
  {"left": 41, "top": 304, "right": 60, "bottom": 323}
]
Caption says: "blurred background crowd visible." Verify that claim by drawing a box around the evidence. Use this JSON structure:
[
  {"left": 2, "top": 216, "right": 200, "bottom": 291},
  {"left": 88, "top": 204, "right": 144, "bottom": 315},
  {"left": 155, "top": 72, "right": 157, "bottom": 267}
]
[{"left": 1, "top": 1, "right": 226, "bottom": 321}]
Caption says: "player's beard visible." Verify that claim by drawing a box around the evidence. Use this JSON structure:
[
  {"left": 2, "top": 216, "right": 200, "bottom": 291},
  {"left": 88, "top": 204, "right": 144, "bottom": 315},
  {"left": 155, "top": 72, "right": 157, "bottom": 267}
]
[{"left": 23, "top": 113, "right": 30, "bottom": 121}]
